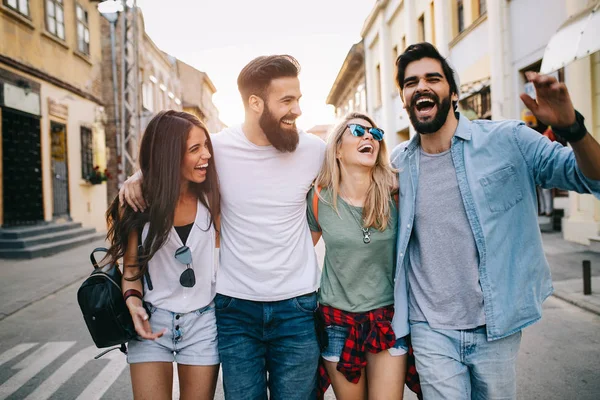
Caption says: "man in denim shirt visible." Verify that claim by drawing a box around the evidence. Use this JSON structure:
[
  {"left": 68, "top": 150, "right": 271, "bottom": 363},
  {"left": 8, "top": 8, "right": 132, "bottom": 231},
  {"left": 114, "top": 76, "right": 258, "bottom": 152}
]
[{"left": 390, "top": 42, "right": 600, "bottom": 399}]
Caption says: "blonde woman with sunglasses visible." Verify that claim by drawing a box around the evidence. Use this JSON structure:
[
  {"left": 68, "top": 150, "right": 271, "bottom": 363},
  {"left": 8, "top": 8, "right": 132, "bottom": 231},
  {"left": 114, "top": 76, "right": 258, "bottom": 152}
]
[
  {"left": 104, "top": 111, "right": 221, "bottom": 399},
  {"left": 308, "top": 112, "right": 410, "bottom": 399}
]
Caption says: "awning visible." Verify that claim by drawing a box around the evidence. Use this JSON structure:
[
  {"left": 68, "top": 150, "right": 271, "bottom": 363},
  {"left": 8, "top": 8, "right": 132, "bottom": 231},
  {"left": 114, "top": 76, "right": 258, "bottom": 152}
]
[
  {"left": 459, "top": 77, "right": 491, "bottom": 100},
  {"left": 540, "top": 2, "right": 600, "bottom": 74}
]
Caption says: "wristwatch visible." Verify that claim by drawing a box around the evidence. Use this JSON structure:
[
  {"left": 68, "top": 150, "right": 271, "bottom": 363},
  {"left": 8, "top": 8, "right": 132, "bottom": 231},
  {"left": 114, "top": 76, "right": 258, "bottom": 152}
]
[{"left": 552, "top": 110, "right": 588, "bottom": 143}]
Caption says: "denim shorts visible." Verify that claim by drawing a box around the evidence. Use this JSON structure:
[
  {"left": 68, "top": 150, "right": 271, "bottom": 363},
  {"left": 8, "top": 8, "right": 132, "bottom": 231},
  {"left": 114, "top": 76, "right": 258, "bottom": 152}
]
[
  {"left": 127, "top": 302, "right": 219, "bottom": 365},
  {"left": 321, "top": 324, "right": 409, "bottom": 362}
]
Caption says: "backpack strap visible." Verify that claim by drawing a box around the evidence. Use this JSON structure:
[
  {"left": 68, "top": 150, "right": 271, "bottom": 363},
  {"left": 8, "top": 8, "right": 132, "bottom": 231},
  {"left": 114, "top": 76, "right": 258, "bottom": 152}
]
[
  {"left": 138, "top": 228, "right": 153, "bottom": 291},
  {"left": 312, "top": 185, "right": 322, "bottom": 228}
]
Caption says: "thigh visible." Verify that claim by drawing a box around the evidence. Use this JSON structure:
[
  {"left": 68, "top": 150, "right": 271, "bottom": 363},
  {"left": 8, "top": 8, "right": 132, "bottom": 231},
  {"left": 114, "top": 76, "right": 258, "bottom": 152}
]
[
  {"left": 410, "top": 322, "right": 471, "bottom": 400},
  {"left": 177, "top": 364, "right": 219, "bottom": 400},
  {"left": 214, "top": 294, "right": 267, "bottom": 400},
  {"left": 130, "top": 362, "right": 173, "bottom": 400},
  {"left": 324, "top": 360, "right": 366, "bottom": 400},
  {"left": 365, "top": 348, "right": 406, "bottom": 400},
  {"left": 469, "top": 330, "right": 521, "bottom": 400},
  {"left": 267, "top": 293, "right": 320, "bottom": 400}
]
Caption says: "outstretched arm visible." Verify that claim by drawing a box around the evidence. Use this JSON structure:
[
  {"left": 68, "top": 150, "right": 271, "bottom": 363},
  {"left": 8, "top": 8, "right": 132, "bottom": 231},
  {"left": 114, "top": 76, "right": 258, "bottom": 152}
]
[{"left": 521, "top": 72, "right": 600, "bottom": 180}]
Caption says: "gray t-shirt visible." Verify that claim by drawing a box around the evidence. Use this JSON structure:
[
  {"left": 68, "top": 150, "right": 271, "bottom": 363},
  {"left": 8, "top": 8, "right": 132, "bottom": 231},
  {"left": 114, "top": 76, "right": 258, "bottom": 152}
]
[{"left": 407, "top": 148, "right": 485, "bottom": 329}]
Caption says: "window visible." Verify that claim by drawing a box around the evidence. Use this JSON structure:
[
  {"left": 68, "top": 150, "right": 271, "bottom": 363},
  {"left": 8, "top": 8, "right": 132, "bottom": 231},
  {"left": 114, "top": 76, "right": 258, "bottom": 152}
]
[
  {"left": 4, "top": 0, "right": 29, "bottom": 17},
  {"left": 142, "top": 81, "right": 154, "bottom": 111},
  {"left": 80, "top": 127, "right": 94, "bottom": 180},
  {"left": 76, "top": 4, "right": 90, "bottom": 54},
  {"left": 46, "top": 0, "right": 65, "bottom": 40},
  {"left": 479, "top": 0, "right": 487, "bottom": 16},
  {"left": 457, "top": 0, "right": 465, "bottom": 33},
  {"left": 418, "top": 14, "right": 425, "bottom": 42},
  {"left": 460, "top": 87, "right": 491, "bottom": 120}
]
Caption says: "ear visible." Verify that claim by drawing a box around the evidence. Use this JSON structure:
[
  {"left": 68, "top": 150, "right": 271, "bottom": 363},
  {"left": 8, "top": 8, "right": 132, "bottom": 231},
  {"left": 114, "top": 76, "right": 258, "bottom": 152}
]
[
  {"left": 400, "top": 90, "right": 407, "bottom": 109},
  {"left": 248, "top": 95, "right": 263, "bottom": 114},
  {"left": 451, "top": 92, "right": 459, "bottom": 102}
]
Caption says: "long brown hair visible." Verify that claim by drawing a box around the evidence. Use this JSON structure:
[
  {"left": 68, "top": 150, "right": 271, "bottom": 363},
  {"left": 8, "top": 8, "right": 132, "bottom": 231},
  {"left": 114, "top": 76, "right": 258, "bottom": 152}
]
[
  {"left": 105, "top": 110, "right": 220, "bottom": 280},
  {"left": 314, "top": 112, "right": 396, "bottom": 230}
]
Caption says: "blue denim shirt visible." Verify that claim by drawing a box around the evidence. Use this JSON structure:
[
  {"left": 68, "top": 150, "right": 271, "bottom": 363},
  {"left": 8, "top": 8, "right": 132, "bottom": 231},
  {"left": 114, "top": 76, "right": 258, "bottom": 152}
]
[{"left": 390, "top": 114, "right": 600, "bottom": 341}]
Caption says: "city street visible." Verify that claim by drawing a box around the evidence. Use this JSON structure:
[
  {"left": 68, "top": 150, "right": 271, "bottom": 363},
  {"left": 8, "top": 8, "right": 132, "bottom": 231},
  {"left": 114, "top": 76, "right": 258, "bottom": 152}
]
[{"left": 0, "top": 234, "right": 599, "bottom": 399}]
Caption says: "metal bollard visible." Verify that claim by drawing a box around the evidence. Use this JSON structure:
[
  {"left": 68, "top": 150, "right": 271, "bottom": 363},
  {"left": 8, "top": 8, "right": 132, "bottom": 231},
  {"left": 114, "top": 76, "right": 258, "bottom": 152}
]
[{"left": 583, "top": 260, "right": 591, "bottom": 295}]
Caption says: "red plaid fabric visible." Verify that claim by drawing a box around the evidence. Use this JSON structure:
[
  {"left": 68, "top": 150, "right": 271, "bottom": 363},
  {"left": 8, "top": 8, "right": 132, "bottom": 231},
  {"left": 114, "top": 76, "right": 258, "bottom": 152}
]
[{"left": 316, "top": 305, "right": 422, "bottom": 399}]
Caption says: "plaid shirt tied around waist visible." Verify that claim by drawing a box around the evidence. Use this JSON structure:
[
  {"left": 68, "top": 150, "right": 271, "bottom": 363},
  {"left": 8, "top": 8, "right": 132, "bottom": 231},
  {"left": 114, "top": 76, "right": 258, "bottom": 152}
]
[{"left": 316, "top": 304, "right": 422, "bottom": 399}]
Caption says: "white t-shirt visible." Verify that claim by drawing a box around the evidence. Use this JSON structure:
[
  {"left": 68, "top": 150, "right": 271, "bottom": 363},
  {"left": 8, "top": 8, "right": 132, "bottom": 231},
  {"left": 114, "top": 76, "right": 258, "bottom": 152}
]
[
  {"left": 142, "top": 200, "right": 217, "bottom": 313},
  {"left": 211, "top": 125, "right": 326, "bottom": 301}
]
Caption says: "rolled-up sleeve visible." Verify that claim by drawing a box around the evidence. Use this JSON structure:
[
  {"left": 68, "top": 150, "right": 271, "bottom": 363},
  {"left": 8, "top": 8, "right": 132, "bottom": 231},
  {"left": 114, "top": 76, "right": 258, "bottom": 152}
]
[{"left": 514, "top": 124, "right": 600, "bottom": 199}]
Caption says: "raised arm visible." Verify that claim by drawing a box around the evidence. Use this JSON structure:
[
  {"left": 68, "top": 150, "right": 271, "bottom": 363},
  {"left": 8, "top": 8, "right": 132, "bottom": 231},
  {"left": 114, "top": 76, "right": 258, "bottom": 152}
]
[{"left": 521, "top": 72, "right": 600, "bottom": 180}]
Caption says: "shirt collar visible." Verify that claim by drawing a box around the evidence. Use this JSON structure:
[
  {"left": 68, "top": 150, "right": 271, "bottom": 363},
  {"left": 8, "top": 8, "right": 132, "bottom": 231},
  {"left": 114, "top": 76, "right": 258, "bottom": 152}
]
[{"left": 404, "top": 112, "right": 472, "bottom": 155}]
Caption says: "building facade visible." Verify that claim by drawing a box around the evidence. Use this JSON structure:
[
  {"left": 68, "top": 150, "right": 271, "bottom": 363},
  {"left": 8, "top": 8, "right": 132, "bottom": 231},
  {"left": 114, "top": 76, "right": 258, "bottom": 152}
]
[
  {"left": 341, "top": 0, "right": 599, "bottom": 244},
  {"left": 0, "top": 0, "right": 108, "bottom": 231},
  {"left": 101, "top": 9, "right": 183, "bottom": 201},
  {"left": 177, "top": 59, "right": 226, "bottom": 134},
  {"left": 326, "top": 41, "right": 368, "bottom": 121}
]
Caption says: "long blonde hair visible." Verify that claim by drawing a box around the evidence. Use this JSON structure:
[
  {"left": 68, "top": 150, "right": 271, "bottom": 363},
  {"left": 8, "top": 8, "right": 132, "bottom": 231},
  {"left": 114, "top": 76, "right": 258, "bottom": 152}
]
[{"left": 314, "top": 112, "right": 396, "bottom": 231}]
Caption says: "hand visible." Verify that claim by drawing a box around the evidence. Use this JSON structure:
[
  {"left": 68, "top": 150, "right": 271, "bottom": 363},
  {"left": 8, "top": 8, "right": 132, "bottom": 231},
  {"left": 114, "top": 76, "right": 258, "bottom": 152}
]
[
  {"left": 520, "top": 72, "right": 576, "bottom": 128},
  {"left": 118, "top": 171, "right": 147, "bottom": 212},
  {"left": 127, "top": 301, "right": 166, "bottom": 340}
]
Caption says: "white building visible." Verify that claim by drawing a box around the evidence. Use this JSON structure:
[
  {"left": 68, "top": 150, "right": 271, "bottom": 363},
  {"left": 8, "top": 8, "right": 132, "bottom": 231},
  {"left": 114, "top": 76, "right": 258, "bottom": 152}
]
[{"left": 353, "top": 0, "right": 600, "bottom": 245}]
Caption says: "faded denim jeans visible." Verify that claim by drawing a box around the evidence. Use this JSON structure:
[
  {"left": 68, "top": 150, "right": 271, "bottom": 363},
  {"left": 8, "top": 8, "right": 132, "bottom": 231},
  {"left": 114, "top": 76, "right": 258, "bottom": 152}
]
[
  {"left": 214, "top": 292, "right": 320, "bottom": 400},
  {"left": 411, "top": 321, "right": 522, "bottom": 400}
]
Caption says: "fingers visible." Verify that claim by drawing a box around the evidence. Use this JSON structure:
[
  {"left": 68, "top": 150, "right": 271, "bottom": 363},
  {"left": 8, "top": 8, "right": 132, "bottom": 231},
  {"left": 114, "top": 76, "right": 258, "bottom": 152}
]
[
  {"left": 122, "top": 180, "right": 146, "bottom": 212},
  {"left": 519, "top": 93, "right": 538, "bottom": 112},
  {"left": 131, "top": 307, "right": 166, "bottom": 340},
  {"left": 132, "top": 182, "right": 147, "bottom": 211},
  {"left": 123, "top": 187, "right": 138, "bottom": 213},
  {"left": 525, "top": 71, "right": 557, "bottom": 88},
  {"left": 118, "top": 186, "right": 125, "bottom": 208}
]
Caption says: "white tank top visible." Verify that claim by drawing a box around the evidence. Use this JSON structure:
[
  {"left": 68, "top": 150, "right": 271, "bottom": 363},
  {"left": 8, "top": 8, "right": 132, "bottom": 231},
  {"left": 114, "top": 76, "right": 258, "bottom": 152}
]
[{"left": 142, "top": 200, "right": 216, "bottom": 313}]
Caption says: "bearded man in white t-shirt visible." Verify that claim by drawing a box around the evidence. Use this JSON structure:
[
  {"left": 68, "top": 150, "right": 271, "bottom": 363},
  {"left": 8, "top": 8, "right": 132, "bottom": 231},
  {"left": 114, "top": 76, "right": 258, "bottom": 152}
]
[{"left": 120, "top": 55, "right": 326, "bottom": 399}]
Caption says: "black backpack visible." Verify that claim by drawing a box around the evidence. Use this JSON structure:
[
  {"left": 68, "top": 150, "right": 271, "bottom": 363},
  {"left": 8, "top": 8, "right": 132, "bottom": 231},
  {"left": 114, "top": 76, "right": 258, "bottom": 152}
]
[{"left": 77, "top": 232, "right": 153, "bottom": 358}]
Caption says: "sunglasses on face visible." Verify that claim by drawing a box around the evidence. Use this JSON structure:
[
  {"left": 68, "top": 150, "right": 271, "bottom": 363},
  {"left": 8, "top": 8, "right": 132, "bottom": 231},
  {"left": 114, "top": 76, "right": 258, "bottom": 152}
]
[
  {"left": 175, "top": 245, "right": 196, "bottom": 288},
  {"left": 347, "top": 124, "right": 384, "bottom": 141}
]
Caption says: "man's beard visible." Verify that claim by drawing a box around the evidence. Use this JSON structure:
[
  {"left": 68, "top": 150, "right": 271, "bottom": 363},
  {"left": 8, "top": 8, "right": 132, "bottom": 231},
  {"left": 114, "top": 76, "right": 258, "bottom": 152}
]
[
  {"left": 408, "top": 92, "right": 452, "bottom": 135},
  {"left": 259, "top": 105, "right": 299, "bottom": 152}
]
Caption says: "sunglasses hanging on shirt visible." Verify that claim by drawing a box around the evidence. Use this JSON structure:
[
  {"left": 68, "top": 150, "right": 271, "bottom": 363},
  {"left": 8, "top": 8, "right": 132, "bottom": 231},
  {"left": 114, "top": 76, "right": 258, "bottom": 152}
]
[{"left": 174, "top": 245, "right": 196, "bottom": 288}]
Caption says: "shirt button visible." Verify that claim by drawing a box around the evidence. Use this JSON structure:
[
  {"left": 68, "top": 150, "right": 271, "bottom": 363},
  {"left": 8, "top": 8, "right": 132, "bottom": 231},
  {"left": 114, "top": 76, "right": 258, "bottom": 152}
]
[
  {"left": 407, "top": 224, "right": 411, "bottom": 228},
  {"left": 176, "top": 315, "right": 180, "bottom": 320},
  {"left": 175, "top": 325, "right": 180, "bottom": 330},
  {"left": 400, "top": 253, "right": 404, "bottom": 257}
]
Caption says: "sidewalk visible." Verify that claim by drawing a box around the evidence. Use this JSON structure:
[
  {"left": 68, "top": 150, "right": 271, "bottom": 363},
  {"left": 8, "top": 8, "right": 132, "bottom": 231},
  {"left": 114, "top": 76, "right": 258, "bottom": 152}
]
[
  {"left": 0, "top": 238, "right": 107, "bottom": 321},
  {"left": 542, "top": 232, "right": 600, "bottom": 315}
]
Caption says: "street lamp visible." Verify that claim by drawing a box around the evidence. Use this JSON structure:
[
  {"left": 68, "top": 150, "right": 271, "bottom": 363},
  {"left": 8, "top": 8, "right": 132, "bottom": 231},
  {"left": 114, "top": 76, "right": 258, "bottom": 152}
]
[{"left": 98, "top": 0, "right": 124, "bottom": 186}]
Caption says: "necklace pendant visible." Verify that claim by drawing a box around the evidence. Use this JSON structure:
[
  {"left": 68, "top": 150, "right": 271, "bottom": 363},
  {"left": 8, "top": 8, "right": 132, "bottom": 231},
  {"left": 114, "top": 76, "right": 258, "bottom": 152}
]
[{"left": 362, "top": 228, "right": 371, "bottom": 244}]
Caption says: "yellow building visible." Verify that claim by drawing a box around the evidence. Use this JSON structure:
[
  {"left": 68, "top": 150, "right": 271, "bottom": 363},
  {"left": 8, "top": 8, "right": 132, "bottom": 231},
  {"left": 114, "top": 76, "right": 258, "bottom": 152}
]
[{"left": 0, "top": 0, "right": 107, "bottom": 232}]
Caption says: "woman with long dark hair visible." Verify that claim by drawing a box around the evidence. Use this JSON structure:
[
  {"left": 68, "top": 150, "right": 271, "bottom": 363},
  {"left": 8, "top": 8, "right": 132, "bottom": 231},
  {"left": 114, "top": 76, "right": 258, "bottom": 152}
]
[{"left": 105, "top": 110, "right": 220, "bottom": 399}]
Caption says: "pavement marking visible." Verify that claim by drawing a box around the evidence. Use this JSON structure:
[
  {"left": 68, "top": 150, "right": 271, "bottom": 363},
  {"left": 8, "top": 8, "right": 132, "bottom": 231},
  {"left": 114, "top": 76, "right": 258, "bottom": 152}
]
[
  {"left": 24, "top": 346, "right": 100, "bottom": 400},
  {"left": 75, "top": 347, "right": 127, "bottom": 400},
  {"left": 0, "top": 341, "right": 76, "bottom": 400},
  {"left": 0, "top": 343, "right": 37, "bottom": 368}
]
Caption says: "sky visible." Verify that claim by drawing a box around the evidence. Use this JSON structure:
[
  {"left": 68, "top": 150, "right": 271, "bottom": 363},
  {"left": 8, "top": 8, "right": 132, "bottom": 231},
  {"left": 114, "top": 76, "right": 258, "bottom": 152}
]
[{"left": 136, "top": 0, "right": 376, "bottom": 130}]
